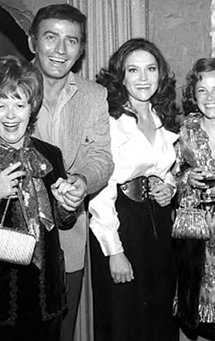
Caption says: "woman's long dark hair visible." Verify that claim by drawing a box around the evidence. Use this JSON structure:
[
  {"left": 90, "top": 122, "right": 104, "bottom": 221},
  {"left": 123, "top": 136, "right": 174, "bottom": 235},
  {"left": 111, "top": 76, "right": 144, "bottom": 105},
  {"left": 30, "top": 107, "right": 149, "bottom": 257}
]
[
  {"left": 183, "top": 57, "right": 215, "bottom": 116},
  {"left": 96, "top": 38, "right": 180, "bottom": 132}
]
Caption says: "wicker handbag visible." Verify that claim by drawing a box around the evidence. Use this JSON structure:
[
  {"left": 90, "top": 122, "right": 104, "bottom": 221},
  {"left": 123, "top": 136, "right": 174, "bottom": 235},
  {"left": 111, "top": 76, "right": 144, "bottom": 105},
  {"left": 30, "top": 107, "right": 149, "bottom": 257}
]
[{"left": 0, "top": 191, "right": 36, "bottom": 265}]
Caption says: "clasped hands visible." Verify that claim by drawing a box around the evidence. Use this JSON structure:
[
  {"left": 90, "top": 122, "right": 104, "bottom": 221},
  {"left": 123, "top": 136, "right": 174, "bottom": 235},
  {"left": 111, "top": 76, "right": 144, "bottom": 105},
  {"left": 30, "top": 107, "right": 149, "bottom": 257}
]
[
  {"left": 0, "top": 162, "right": 87, "bottom": 213},
  {"left": 51, "top": 174, "right": 87, "bottom": 211}
]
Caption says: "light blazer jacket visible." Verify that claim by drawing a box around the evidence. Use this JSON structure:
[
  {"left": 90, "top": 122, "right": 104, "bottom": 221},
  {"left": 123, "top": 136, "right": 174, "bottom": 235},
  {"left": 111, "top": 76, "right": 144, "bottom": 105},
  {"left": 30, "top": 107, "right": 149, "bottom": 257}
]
[{"left": 34, "top": 73, "right": 114, "bottom": 272}]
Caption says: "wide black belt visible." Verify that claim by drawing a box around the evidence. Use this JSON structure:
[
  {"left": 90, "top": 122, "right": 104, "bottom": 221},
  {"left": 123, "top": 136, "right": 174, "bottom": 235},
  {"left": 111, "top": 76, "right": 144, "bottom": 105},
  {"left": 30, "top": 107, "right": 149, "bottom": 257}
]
[{"left": 120, "top": 175, "right": 163, "bottom": 202}]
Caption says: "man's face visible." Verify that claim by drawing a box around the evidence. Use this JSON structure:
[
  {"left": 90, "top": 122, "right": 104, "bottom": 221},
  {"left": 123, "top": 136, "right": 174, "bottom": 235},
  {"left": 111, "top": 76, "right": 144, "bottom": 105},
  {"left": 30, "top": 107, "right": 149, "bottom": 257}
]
[{"left": 29, "top": 19, "right": 82, "bottom": 81}]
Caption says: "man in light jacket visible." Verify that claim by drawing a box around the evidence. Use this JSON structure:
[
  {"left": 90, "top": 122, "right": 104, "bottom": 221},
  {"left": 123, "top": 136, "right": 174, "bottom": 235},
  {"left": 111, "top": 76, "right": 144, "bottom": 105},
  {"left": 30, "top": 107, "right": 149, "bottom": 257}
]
[{"left": 28, "top": 4, "right": 114, "bottom": 341}]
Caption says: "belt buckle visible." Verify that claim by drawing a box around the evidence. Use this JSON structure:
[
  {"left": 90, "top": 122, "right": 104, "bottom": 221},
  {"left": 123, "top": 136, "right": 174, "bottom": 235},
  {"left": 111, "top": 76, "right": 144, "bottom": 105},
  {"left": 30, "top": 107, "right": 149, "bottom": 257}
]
[{"left": 120, "top": 175, "right": 164, "bottom": 203}]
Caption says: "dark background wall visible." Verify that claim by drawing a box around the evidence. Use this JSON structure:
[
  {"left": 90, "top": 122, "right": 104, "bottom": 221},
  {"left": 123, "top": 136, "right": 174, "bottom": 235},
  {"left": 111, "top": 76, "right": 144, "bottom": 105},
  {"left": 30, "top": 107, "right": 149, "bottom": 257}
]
[{"left": 0, "top": 6, "right": 33, "bottom": 60}]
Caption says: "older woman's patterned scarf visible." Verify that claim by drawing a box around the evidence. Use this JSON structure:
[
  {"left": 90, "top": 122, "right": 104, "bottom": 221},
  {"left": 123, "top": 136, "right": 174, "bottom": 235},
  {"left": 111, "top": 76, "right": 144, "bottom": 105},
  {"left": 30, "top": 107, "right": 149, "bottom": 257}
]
[{"left": 0, "top": 136, "right": 54, "bottom": 268}]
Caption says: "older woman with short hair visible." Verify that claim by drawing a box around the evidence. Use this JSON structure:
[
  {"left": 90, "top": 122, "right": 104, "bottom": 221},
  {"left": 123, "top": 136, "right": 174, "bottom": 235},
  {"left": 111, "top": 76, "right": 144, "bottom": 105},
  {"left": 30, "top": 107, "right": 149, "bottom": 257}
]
[{"left": 0, "top": 55, "right": 76, "bottom": 341}]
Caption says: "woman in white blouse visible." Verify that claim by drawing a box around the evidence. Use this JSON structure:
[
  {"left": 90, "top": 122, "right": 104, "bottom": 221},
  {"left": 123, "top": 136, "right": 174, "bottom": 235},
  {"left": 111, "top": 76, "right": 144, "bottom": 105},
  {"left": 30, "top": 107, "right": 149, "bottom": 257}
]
[{"left": 89, "top": 38, "right": 180, "bottom": 341}]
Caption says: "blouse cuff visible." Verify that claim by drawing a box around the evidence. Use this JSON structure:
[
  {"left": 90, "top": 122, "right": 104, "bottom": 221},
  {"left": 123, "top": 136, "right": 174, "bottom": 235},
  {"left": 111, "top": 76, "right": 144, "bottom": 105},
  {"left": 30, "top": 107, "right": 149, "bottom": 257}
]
[{"left": 90, "top": 222, "right": 124, "bottom": 256}]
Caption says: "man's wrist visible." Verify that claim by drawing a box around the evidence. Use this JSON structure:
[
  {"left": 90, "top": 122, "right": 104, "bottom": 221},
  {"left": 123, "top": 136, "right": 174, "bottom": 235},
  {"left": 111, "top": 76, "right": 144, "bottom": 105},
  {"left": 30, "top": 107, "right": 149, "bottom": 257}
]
[
  {"left": 73, "top": 173, "right": 88, "bottom": 186},
  {"left": 57, "top": 201, "right": 76, "bottom": 217}
]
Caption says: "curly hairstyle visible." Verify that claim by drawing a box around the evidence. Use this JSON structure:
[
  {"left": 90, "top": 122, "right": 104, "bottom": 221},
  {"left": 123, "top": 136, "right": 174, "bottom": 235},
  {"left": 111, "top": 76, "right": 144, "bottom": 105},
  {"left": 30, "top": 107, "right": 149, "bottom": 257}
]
[
  {"left": 182, "top": 58, "right": 215, "bottom": 116},
  {"left": 0, "top": 55, "right": 43, "bottom": 134},
  {"left": 96, "top": 38, "right": 179, "bottom": 132}
]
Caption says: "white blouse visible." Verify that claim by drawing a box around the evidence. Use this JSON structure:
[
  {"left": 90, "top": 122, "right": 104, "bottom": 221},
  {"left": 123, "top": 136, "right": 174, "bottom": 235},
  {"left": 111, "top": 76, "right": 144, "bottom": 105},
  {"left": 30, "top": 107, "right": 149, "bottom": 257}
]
[{"left": 89, "top": 110, "right": 179, "bottom": 256}]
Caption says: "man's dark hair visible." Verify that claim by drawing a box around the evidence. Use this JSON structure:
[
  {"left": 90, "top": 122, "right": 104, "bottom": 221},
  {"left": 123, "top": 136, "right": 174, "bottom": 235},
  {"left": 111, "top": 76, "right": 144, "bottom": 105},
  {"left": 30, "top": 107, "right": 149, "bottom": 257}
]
[{"left": 29, "top": 4, "right": 87, "bottom": 48}]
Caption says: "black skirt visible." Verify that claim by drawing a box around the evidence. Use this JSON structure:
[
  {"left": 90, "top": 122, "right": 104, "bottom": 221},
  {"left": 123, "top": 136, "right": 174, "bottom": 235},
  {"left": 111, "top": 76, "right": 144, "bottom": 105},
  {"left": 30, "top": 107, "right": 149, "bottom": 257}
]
[
  {"left": 90, "top": 186, "right": 179, "bottom": 341},
  {"left": 0, "top": 263, "right": 62, "bottom": 341}
]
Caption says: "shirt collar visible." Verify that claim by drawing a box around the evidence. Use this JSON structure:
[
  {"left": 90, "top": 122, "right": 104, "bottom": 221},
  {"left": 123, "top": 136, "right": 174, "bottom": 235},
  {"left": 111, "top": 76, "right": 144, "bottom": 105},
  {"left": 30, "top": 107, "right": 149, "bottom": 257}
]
[
  {"left": 61, "top": 72, "right": 77, "bottom": 97},
  {"left": 117, "top": 103, "right": 178, "bottom": 144},
  {"left": 42, "top": 72, "right": 77, "bottom": 110}
]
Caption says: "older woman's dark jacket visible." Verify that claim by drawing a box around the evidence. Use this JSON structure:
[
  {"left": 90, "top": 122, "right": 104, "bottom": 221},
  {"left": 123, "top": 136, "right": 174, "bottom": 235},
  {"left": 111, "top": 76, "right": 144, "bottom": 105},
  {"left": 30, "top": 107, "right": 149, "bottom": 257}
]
[{"left": 0, "top": 137, "right": 76, "bottom": 326}]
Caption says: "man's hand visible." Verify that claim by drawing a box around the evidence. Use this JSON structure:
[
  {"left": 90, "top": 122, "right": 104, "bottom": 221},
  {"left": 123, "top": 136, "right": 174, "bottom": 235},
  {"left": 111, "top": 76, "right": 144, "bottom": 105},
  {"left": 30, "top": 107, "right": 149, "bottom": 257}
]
[
  {"left": 64, "top": 174, "right": 87, "bottom": 211},
  {"left": 51, "top": 174, "right": 87, "bottom": 211}
]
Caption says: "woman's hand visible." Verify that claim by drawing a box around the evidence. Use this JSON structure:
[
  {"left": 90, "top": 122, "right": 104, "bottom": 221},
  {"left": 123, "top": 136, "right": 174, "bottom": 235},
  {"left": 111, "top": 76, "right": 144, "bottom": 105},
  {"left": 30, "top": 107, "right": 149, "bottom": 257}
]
[
  {"left": 51, "top": 177, "right": 75, "bottom": 211},
  {"left": 187, "top": 167, "right": 211, "bottom": 189},
  {"left": 52, "top": 174, "right": 87, "bottom": 212},
  {"left": 150, "top": 182, "right": 174, "bottom": 207},
  {"left": 109, "top": 252, "right": 134, "bottom": 284},
  {"left": 0, "top": 162, "right": 25, "bottom": 200},
  {"left": 205, "top": 210, "right": 215, "bottom": 230}
]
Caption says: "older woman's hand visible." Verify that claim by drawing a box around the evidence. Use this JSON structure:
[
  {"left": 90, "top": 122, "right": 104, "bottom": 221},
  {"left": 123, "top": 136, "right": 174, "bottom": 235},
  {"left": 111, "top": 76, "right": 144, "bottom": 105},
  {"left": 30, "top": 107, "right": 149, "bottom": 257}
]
[
  {"left": 150, "top": 182, "right": 174, "bottom": 207},
  {"left": 0, "top": 162, "right": 25, "bottom": 200}
]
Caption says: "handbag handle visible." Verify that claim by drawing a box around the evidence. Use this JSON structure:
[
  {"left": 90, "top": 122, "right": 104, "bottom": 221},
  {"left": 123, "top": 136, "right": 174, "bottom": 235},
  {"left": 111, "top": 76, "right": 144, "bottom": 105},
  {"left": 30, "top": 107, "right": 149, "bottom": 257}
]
[
  {"left": 0, "top": 196, "right": 11, "bottom": 227},
  {"left": 0, "top": 182, "right": 29, "bottom": 228},
  {"left": 17, "top": 182, "right": 29, "bottom": 227}
]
